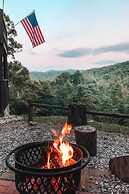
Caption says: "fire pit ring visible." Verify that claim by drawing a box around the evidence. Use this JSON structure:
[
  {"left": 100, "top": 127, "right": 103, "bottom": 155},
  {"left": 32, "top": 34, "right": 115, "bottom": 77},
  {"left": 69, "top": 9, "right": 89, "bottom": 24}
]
[{"left": 6, "top": 141, "right": 90, "bottom": 194}]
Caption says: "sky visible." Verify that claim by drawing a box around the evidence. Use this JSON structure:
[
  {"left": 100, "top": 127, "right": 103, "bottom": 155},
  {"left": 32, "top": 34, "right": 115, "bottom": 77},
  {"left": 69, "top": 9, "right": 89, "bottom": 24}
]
[{"left": 1, "top": 0, "right": 129, "bottom": 72}]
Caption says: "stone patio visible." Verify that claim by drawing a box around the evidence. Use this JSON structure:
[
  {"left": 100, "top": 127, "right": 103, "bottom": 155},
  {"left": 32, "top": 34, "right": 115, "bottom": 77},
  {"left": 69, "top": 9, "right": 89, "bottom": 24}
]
[{"left": 0, "top": 167, "right": 111, "bottom": 194}]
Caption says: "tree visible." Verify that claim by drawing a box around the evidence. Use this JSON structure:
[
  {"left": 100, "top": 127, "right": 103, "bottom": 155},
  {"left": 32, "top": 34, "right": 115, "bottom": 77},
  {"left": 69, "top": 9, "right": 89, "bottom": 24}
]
[
  {"left": 72, "top": 70, "right": 84, "bottom": 86},
  {"left": 4, "top": 14, "right": 22, "bottom": 58},
  {"left": 4, "top": 14, "right": 42, "bottom": 114},
  {"left": 55, "top": 72, "right": 72, "bottom": 86},
  {"left": 38, "top": 80, "right": 53, "bottom": 104},
  {"left": 8, "top": 61, "right": 30, "bottom": 90},
  {"left": 8, "top": 61, "right": 38, "bottom": 114}
]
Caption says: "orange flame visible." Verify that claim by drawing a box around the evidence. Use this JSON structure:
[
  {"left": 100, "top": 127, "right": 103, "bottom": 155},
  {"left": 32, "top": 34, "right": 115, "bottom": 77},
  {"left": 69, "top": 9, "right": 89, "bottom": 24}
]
[
  {"left": 47, "top": 123, "right": 74, "bottom": 168},
  {"left": 47, "top": 151, "right": 51, "bottom": 169}
]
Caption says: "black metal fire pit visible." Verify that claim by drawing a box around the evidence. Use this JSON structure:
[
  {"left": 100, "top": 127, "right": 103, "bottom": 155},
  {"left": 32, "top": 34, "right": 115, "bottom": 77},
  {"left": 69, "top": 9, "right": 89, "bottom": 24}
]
[{"left": 6, "top": 141, "right": 90, "bottom": 194}]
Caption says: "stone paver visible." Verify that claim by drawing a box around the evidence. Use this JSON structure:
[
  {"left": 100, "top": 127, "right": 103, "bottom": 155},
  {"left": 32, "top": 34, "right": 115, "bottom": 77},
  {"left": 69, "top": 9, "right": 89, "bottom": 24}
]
[
  {"left": 0, "top": 168, "right": 110, "bottom": 194},
  {"left": 0, "top": 170, "right": 15, "bottom": 181},
  {"left": 0, "top": 180, "right": 19, "bottom": 194},
  {"left": 76, "top": 192, "right": 99, "bottom": 194}
]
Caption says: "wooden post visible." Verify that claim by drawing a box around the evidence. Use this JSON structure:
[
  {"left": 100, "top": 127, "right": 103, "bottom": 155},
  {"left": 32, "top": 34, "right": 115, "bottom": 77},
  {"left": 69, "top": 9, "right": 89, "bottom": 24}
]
[
  {"left": 0, "top": 9, "right": 9, "bottom": 116},
  {"left": 74, "top": 125, "right": 97, "bottom": 156},
  {"left": 68, "top": 103, "right": 87, "bottom": 127},
  {"left": 28, "top": 100, "right": 33, "bottom": 121}
]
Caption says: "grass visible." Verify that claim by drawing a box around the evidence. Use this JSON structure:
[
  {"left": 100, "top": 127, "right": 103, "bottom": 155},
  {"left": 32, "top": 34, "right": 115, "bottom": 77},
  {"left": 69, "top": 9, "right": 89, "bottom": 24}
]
[
  {"left": 88, "top": 120, "right": 129, "bottom": 133},
  {"left": 28, "top": 115, "right": 129, "bottom": 134},
  {"left": 33, "top": 115, "right": 67, "bottom": 125}
]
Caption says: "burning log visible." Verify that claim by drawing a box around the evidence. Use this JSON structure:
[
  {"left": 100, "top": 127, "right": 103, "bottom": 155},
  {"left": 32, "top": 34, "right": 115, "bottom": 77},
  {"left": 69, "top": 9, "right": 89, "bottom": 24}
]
[
  {"left": 6, "top": 140, "right": 90, "bottom": 194},
  {"left": 42, "top": 145, "right": 76, "bottom": 169},
  {"left": 49, "top": 151, "right": 63, "bottom": 168},
  {"left": 74, "top": 125, "right": 97, "bottom": 156},
  {"left": 6, "top": 122, "right": 90, "bottom": 194}
]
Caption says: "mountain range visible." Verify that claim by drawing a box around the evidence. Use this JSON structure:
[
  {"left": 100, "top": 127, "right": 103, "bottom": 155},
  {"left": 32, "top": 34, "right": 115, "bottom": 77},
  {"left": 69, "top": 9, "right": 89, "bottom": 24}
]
[{"left": 30, "top": 61, "right": 129, "bottom": 81}]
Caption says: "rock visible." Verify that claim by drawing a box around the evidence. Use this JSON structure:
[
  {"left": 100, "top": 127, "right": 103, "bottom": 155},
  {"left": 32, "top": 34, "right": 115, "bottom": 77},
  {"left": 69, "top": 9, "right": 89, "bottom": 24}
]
[
  {"left": 109, "top": 155, "right": 129, "bottom": 183},
  {"left": 1, "top": 121, "right": 129, "bottom": 193},
  {"left": 28, "top": 121, "right": 38, "bottom": 126}
]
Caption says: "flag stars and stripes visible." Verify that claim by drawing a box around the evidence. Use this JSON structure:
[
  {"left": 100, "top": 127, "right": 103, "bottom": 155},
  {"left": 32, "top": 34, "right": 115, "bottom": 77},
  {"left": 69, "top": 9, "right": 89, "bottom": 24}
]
[{"left": 21, "top": 11, "right": 45, "bottom": 47}]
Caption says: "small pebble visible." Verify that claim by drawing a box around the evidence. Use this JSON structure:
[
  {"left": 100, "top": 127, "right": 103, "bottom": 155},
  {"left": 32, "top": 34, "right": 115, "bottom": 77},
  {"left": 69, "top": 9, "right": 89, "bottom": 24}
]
[{"left": 0, "top": 121, "right": 129, "bottom": 193}]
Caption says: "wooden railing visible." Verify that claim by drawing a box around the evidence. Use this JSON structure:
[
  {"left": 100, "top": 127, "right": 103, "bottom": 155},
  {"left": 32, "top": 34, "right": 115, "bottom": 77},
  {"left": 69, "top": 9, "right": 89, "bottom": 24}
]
[
  {"left": 28, "top": 100, "right": 68, "bottom": 122},
  {"left": 28, "top": 100, "right": 129, "bottom": 125},
  {"left": 86, "top": 110, "right": 129, "bottom": 119}
]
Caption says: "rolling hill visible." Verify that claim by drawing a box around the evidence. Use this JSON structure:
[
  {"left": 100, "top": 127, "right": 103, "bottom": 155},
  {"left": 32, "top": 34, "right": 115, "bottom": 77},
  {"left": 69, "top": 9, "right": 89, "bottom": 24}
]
[{"left": 29, "top": 61, "right": 129, "bottom": 81}]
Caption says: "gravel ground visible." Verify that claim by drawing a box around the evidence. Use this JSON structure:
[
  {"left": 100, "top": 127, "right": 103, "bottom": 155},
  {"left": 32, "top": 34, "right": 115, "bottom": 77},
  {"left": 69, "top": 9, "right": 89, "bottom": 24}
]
[{"left": 0, "top": 121, "right": 129, "bottom": 193}]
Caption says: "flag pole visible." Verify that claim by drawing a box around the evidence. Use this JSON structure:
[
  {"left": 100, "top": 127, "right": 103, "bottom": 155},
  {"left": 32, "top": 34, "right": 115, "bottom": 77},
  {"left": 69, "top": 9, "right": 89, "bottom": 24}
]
[
  {"left": 15, "top": 10, "right": 35, "bottom": 27},
  {"left": 2, "top": 0, "right": 4, "bottom": 11}
]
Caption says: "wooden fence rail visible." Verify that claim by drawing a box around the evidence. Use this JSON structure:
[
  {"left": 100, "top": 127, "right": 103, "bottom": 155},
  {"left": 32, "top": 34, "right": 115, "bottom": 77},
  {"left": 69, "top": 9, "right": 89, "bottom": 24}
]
[
  {"left": 28, "top": 100, "right": 129, "bottom": 125},
  {"left": 28, "top": 100, "right": 68, "bottom": 122},
  {"left": 86, "top": 110, "right": 129, "bottom": 119}
]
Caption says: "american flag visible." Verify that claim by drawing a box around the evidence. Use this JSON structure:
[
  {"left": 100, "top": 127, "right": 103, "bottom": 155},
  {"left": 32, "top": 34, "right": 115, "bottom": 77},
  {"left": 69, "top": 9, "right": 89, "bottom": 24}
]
[{"left": 21, "top": 11, "right": 45, "bottom": 47}]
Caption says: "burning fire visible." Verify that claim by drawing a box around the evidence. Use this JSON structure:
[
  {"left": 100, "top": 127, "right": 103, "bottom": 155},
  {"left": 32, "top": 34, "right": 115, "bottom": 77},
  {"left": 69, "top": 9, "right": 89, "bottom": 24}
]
[
  {"left": 22, "top": 124, "right": 82, "bottom": 193},
  {"left": 46, "top": 123, "right": 76, "bottom": 168}
]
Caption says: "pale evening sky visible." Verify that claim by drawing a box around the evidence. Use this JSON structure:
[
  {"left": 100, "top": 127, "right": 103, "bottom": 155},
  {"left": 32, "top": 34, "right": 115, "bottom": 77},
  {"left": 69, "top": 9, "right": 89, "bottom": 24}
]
[{"left": 2, "top": 0, "right": 129, "bottom": 72}]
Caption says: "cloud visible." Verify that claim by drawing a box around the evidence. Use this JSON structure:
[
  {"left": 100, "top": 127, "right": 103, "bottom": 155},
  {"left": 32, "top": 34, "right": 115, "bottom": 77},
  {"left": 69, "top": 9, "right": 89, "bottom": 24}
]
[
  {"left": 28, "top": 50, "right": 42, "bottom": 56},
  {"left": 94, "top": 42, "right": 129, "bottom": 55},
  {"left": 30, "top": 52, "right": 37, "bottom": 55},
  {"left": 93, "top": 60, "right": 118, "bottom": 65},
  {"left": 58, "top": 42, "right": 129, "bottom": 58},
  {"left": 26, "top": 48, "right": 38, "bottom": 55},
  {"left": 56, "top": 33, "right": 71, "bottom": 40},
  {"left": 58, "top": 48, "right": 93, "bottom": 58}
]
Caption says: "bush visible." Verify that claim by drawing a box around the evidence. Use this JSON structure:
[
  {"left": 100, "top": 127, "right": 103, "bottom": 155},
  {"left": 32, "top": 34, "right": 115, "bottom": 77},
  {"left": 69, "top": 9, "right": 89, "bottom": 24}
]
[{"left": 10, "top": 99, "right": 27, "bottom": 115}]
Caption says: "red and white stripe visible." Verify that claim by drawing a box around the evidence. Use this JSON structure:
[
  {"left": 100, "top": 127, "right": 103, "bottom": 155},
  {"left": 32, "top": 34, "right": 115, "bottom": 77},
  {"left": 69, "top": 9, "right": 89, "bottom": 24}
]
[{"left": 21, "top": 18, "right": 45, "bottom": 47}]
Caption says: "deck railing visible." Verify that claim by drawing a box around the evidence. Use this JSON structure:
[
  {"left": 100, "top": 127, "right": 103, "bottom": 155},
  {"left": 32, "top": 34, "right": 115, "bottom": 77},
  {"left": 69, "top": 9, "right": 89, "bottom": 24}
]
[{"left": 28, "top": 100, "right": 129, "bottom": 125}]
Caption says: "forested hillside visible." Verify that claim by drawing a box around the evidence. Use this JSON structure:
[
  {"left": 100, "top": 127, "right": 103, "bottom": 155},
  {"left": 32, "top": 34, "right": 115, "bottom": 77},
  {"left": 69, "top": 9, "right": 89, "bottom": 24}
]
[
  {"left": 30, "top": 69, "right": 83, "bottom": 81},
  {"left": 30, "top": 61, "right": 129, "bottom": 82},
  {"left": 29, "top": 61, "right": 129, "bottom": 115},
  {"left": 9, "top": 60, "right": 129, "bottom": 125},
  {"left": 5, "top": 12, "right": 129, "bottom": 126},
  {"left": 83, "top": 61, "right": 129, "bottom": 113}
]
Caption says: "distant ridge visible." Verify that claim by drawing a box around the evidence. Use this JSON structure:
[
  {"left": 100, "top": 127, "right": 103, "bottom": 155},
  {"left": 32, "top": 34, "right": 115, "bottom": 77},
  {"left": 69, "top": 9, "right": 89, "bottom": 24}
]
[
  {"left": 29, "top": 61, "right": 129, "bottom": 81},
  {"left": 30, "top": 69, "right": 84, "bottom": 81},
  {"left": 46, "top": 69, "right": 78, "bottom": 73}
]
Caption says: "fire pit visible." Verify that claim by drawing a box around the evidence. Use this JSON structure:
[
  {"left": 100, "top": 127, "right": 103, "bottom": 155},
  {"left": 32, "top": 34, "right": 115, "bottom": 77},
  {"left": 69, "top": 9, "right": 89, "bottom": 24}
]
[{"left": 6, "top": 123, "right": 90, "bottom": 194}]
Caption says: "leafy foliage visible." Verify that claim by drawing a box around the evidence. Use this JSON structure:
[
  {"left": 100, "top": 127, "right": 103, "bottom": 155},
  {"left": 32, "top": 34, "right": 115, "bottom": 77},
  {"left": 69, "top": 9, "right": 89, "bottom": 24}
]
[
  {"left": 5, "top": 13, "right": 129, "bottom": 126},
  {"left": 4, "top": 14, "right": 22, "bottom": 58},
  {"left": 30, "top": 70, "right": 84, "bottom": 81},
  {"left": 28, "top": 61, "right": 129, "bottom": 125}
]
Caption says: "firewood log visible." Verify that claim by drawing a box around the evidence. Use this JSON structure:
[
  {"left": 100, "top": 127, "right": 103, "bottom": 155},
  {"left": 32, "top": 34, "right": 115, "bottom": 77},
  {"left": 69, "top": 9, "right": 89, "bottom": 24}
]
[{"left": 74, "top": 125, "right": 97, "bottom": 156}]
